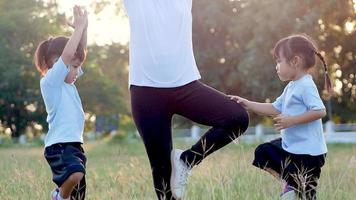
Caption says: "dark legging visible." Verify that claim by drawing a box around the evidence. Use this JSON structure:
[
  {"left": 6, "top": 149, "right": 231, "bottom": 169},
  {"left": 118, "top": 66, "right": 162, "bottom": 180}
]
[{"left": 130, "top": 81, "right": 249, "bottom": 200}]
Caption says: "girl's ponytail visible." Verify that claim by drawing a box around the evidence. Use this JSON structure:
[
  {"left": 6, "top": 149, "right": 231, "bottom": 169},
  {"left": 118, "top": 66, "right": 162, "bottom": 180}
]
[
  {"left": 34, "top": 39, "right": 51, "bottom": 76},
  {"left": 314, "top": 51, "right": 333, "bottom": 96}
]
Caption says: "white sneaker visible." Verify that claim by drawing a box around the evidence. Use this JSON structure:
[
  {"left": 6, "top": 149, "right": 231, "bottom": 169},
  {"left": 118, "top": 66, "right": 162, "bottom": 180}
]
[
  {"left": 280, "top": 190, "right": 297, "bottom": 200},
  {"left": 170, "top": 149, "right": 191, "bottom": 199},
  {"left": 51, "top": 188, "right": 59, "bottom": 200}
]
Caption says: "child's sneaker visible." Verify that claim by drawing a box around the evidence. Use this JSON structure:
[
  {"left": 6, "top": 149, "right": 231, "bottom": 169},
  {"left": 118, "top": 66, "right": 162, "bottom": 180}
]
[
  {"left": 51, "top": 188, "right": 60, "bottom": 200},
  {"left": 170, "top": 149, "right": 191, "bottom": 199}
]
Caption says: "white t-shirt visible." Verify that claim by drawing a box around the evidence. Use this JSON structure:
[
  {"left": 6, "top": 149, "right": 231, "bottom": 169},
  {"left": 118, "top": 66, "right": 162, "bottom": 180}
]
[
  {"left": 124, "top": 0, "right": 201, "bottom": 88},
  {"left": 40, "top": 57, "right": 85, "bottom": 147}
]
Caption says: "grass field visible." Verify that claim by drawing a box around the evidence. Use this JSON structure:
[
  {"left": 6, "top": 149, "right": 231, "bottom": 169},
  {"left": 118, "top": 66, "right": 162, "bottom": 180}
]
[{"left": 0, "top": 139, "right": 355, "bottom": 200}]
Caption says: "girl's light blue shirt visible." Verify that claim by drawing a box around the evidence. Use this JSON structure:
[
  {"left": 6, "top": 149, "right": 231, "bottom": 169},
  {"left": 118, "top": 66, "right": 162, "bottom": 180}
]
[
  {"left": 40, "top": 57, "right": 85, "bottom": 147},
  {"left": 272, "top": 74, "right": 327, "bottom": 156}
]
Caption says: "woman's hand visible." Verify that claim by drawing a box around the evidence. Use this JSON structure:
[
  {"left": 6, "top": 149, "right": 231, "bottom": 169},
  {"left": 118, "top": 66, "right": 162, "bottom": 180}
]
[
  {"left": 273, "top": 114, "right": 295, "bottom": 131},
  {"left": 229, "top": 95, "right": 250, "bottom": 110}
]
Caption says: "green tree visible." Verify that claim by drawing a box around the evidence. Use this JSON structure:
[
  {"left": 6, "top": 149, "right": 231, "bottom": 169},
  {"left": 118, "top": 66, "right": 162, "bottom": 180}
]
[
  {"left": 0, "top": 0, "right": 130, "bottom": 139},
  {"left": 79, "top": 44, "right": 130, "bottom": 115},
  {"left": 191, "top": 0, "right": 355, "bottom": 123},
  {"left": 0, "top": 0, "right": 66, "bottom": 138}
]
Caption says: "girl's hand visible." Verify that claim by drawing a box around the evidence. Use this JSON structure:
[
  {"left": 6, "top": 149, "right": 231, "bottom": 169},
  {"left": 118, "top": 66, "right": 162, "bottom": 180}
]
[
  {"left": 273, "top": 114, "right": 295, "bottom": 131},
  {"left": 72, "top": 5, "right": 88, "bottom": 30},
  {"left": 229, "top": 95, "right": 250, "bottom": 109},
  {"left": 68, "top": 8, "right": 88, "bottom": 29}
]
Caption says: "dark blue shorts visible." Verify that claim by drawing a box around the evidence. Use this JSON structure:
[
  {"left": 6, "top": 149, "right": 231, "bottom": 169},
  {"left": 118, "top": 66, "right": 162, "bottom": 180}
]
[
  {"left": 252, "top": 138, "right": 326, "bottom": 199},
  {"left": 44, "top": 142, "right": 86, "bottom": 199}
]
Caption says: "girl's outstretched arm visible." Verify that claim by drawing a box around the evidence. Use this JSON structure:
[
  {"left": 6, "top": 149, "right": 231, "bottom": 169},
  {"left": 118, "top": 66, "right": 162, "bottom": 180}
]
[
  {"left": 246, "top": 102, "right": 281, "bottom": 116},
  {"left": 230, "top": 95, "right": 280, "bottom": 116}
]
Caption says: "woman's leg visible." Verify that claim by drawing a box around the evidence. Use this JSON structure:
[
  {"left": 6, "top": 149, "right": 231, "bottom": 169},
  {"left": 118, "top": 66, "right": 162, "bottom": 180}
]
[
  {"left": 130, "top": 86, "right": 176, "bottom": 200},
  {"left": 173, "top": 81, "right": 249, "bottom": 166}
]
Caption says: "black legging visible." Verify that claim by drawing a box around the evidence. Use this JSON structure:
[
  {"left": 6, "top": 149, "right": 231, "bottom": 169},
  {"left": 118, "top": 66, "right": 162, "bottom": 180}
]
[{"left": 130, "top": 81, "right": 249, "bottom": 200}]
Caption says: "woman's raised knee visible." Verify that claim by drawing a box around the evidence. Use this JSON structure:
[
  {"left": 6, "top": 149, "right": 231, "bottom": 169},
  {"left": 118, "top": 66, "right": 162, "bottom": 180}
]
[{"left": 229, "top": 108, "right": 250, "bottom": 135}]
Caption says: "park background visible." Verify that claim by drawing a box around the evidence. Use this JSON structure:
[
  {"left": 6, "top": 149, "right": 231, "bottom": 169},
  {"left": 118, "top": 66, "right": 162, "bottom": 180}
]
[{"left": 0, "top": 0, "right": 355, "bottom": 199}]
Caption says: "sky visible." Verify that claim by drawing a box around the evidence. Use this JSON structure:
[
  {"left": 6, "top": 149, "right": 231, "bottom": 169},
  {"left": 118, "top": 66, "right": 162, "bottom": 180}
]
[
  {"left": 56, "top": 0, "right": 356, "bottom": 45},
  {"left": 56, "top": 0, "right": 130, "bottom": 46},
  {"left": 56, "top": 0, "right": 355, "bottom": 46}
]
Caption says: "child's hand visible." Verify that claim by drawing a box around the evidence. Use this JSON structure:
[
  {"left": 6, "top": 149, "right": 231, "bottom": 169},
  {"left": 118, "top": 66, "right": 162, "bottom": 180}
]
[
  {"left": 72, "top": 5, "right": 88, "bottom": 30},
  {"left": 273, "top": 114, "right": 295, "bottom": 131},
  {"left": 68, "top": 7, "right": 88, "bottom": 29},
  {"left": 229, "top": 95, "right": 250, "bottom": 109}
]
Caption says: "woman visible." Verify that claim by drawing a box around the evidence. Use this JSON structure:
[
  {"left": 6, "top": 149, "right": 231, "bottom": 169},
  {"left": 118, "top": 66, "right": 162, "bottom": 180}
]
[{"left": 123, "top": 1, "right": 249, "bottom": 199}]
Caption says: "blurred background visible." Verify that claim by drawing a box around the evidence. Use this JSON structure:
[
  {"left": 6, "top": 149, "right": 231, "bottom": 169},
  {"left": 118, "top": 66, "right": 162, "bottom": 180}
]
[{"left": 0, "top": 0, "right": 355, "bottom": 145}]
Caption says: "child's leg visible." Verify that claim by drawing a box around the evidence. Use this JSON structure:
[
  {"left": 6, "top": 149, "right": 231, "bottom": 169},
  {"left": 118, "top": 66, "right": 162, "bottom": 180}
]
[
  {"left": 304, "top": 169, "right": 320, "bottom": 200},
  {"left": 59, "top": 172, "right": 84, "bottom": 199},
  {"left": 70, "top": 174, "right": 86, "bottom": 200},
  {"left": 295, "top": 159, "right": 323, "bottom": 200},
  {"left": 44, "top": 143, "right": 87, "bottom": 200},
  {"left": 264, "top": 167, "right": 281, "bottom": 179},
  {"left": 252, "top": 139, "right": 291, "bottom": 190},
  {"left": 253, "top": 139, "right": 325, "bottom": 199},
  {"left": 282, "top": 165, "right": 316, "bottom": 199},
  {"left": 252, "top": 139, "right": 285, "bottom": 175},
  {"left": 282, "top": 154, "right": 325, "bottom": 200}
]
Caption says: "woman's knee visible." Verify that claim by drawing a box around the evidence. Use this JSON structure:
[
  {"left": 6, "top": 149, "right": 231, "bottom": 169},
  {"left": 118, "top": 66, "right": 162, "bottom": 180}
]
[
  {"left": 228, "top": 108, "right": 250, "bottom": 135},
  {"left": 239, "top": 109, "right": 250, "bottom": 132}
]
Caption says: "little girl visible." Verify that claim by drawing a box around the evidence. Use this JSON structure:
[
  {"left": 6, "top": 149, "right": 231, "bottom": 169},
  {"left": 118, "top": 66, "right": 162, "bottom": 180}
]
[
  {"left": 231, "top": 34, "right": 331, "bottom": 200},
  {"left": 34, "top": 6, "right": 88, "bottom": 200}
]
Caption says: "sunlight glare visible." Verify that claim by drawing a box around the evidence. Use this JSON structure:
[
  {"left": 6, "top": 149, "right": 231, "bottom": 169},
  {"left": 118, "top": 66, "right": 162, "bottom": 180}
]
[
  {"left": 56, "top": 0, "right": 130, "bottom": 45},
  {"left": 345, "top": 20, "right": 355, "bottom": 34}
]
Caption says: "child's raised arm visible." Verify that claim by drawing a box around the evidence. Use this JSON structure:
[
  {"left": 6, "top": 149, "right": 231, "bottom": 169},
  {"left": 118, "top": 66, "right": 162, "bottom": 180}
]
[
  {"left": 62, "top": 6, "right": 88, "bottom": 66},
  {"left": 79, "top": 26, "right": 87, "bottom": 53},
  {"left": 68, "top": 12, "right": 88, "bottom": 56},
  {"left": 64, "top": 12, "right": 88, "bottom": 84}
]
